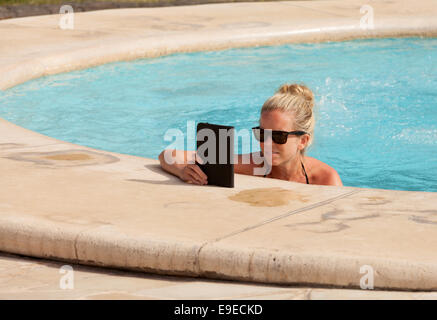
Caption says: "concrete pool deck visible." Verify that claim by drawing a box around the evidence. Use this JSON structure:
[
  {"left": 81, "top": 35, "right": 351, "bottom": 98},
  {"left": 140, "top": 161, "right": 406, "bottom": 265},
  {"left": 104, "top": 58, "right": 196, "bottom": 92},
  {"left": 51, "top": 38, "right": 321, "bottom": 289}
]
[
  {"left": 1, "top": 0, "right": 437, "bottom": 91},
  {"left": 3, "top": 252, "right": 437, "bottom": 300},
  {"left": 1, "top": 0, "right": 437, "bottom": 297}
]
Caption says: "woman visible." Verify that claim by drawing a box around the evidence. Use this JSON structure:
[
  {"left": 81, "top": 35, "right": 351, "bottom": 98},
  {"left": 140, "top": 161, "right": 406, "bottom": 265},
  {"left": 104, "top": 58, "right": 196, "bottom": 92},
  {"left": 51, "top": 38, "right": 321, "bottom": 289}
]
[{"left": 159, "top": 83, "right": 342, "bottom": 186}]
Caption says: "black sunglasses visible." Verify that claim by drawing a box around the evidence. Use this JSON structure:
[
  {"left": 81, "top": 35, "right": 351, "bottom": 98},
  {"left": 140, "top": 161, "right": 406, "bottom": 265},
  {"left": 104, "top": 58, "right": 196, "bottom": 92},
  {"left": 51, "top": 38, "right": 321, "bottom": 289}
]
[{"left": 252, "top": 126, "right": 308, "bottom": 144}]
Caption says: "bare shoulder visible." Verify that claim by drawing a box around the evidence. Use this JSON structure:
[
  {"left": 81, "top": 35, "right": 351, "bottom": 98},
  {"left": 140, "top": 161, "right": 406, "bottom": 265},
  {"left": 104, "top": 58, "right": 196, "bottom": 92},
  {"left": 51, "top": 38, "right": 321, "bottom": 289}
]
[{"left": 304, "top": 156, "right": 343, "bottom": 186}]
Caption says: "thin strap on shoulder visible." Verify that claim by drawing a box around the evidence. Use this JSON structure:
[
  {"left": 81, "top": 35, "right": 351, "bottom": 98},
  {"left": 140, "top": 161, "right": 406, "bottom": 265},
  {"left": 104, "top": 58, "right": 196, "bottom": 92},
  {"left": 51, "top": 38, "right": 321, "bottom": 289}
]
[{"left": 301, "top": 161, "right": 309, "bottom": 184}]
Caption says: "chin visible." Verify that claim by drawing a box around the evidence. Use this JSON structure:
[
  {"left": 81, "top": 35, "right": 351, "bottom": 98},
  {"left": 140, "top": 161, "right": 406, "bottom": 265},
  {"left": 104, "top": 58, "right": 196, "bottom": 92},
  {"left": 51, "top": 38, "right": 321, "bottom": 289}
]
[
  {"left": 271, "top": 159, "right": 282, "bottom": 166},
  {"left": 269, "top": 155, "right": 283, "bottom": 166},
  {"left": 262, "top": 151, "right": 283, "bottom": 166}
]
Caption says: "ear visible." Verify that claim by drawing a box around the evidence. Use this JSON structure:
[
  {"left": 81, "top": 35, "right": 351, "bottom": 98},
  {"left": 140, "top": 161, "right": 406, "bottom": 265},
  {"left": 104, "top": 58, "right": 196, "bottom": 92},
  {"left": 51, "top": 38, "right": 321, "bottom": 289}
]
[{"left": 298, "top": 134, "right": 310, "bottom": 151}]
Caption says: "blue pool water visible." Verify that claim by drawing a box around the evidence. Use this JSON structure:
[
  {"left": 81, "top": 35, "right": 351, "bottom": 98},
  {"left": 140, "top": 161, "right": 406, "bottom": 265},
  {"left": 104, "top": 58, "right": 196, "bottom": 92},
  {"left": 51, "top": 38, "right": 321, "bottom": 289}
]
[{"left": 0, "top": 37, "right": 436, "bottom": 192}]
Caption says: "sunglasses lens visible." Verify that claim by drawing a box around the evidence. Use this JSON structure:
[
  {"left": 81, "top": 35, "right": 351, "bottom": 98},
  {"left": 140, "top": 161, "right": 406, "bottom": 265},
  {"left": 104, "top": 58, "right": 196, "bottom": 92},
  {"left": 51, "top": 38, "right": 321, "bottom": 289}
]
[
  {"left": 253, "top": 128, "right": 292, "bottom": 144},
  {"left": 272, "top": 132, "right": 287, "bottom": 144}
]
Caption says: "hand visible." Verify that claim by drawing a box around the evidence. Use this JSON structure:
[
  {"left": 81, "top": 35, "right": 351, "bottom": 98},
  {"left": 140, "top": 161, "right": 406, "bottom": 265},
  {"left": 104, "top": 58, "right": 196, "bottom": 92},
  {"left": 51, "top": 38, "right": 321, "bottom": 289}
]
[{"left": 179, "top": 164, "right": 208, "bottom": 185}]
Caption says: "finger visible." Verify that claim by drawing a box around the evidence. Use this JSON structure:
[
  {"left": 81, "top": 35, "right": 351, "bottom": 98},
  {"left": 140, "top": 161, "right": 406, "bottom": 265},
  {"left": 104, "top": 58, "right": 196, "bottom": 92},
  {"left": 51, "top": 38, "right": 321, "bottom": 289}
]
[
  {"left": 191, "top": 165, "right": 208, "bottom": 182},
  {"left": 187, "top": 170, "right": 204, "bottom": 185},
  {"left": 191, "top": 167, "right": 208, "bottom": 185},
  {"left": 187, "top": 165, "right": 204, "bottom": 183},
  {"left": 182, "top": 169, "right": 196, "bottom": 184}
]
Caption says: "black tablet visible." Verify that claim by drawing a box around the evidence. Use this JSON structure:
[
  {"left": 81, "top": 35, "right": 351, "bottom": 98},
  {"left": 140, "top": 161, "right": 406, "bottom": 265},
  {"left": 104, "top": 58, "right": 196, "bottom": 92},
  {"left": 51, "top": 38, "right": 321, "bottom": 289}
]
[{"left": 196, "top": 122, "right": 234, "bottom": 188}]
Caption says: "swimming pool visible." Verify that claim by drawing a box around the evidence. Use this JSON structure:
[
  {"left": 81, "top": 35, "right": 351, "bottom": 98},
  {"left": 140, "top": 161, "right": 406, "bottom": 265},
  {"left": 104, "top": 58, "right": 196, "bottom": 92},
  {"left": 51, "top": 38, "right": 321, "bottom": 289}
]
[{"left": 0, "top": 37, "right": 436, "bottom": 192}]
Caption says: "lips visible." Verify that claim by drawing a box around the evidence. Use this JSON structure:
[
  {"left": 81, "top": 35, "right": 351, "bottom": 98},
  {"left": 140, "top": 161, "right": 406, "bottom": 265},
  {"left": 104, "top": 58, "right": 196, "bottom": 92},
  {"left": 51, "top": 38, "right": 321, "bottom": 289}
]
[{"left": 265, "top": 151, "right": 280, "bottom": 157}]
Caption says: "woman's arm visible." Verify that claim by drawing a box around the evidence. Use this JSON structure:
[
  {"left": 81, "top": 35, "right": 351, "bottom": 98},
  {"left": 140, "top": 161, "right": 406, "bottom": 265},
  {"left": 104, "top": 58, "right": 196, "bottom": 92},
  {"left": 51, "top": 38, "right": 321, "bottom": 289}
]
[
  {"left": 158, "top": 149, "right": 208, "bottom": 185},
  {"left": 159, "top": 150, "right": 264, "bottom": 183}
]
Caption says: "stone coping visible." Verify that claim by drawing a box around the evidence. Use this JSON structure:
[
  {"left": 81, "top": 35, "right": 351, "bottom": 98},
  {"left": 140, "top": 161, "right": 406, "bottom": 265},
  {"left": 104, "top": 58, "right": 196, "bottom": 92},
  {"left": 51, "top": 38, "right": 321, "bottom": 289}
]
[
  {"left": 2, "top": 252, "right": 437, "bottom": 299},
  {"left": 0, "top": 0, "right": 437, "bottom": 292},
  {"left": 1, "top": 0, "right": 437, "bottom": 91}
]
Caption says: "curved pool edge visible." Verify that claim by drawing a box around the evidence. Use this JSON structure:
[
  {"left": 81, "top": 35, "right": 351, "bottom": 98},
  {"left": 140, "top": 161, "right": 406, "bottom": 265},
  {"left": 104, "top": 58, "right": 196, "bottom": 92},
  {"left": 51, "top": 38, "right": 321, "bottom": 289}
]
[
  {"left": 1, "top": 0, "right": 437, "bottom": 291},
  {"left": 1, "top": 0, "right": 437, "bottom": 91},
  {"left": 1, "top": 116, "right": 437, "bottom": 291}
]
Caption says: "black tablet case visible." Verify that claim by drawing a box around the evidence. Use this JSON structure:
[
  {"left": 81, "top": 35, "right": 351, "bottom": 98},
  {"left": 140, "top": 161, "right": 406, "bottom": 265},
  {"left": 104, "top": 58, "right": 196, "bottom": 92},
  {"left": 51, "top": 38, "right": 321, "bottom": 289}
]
[{"left": 196, "top": 122, "right": 234, "bottom": 188}]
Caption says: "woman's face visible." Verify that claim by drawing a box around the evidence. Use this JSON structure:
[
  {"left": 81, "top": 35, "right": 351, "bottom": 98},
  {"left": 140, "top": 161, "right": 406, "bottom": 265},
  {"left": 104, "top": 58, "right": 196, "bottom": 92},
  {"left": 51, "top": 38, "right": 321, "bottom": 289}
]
[{"left": 259, "top": 110, "right": 307, "bottom": 166}]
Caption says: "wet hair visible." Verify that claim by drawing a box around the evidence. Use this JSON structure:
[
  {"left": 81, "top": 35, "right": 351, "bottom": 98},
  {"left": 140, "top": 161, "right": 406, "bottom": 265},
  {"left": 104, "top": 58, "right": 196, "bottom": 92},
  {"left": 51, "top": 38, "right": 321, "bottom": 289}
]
[{"left": 261, "top": 83, "right": 315, "bottom": 154}]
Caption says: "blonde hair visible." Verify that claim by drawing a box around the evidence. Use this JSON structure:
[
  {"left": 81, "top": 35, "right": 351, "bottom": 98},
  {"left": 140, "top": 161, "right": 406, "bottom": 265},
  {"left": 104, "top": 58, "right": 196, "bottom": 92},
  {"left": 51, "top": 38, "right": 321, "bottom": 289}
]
[{"left": 261, "top": 83, "right": 315, "bottom": 154}]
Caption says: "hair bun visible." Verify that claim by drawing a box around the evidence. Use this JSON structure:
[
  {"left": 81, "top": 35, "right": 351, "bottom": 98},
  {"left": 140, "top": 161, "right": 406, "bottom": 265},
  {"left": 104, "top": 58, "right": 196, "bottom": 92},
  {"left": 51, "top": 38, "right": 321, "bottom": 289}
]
[{"left": 277, "top": 83, "right": 314, "bottom": 108}]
